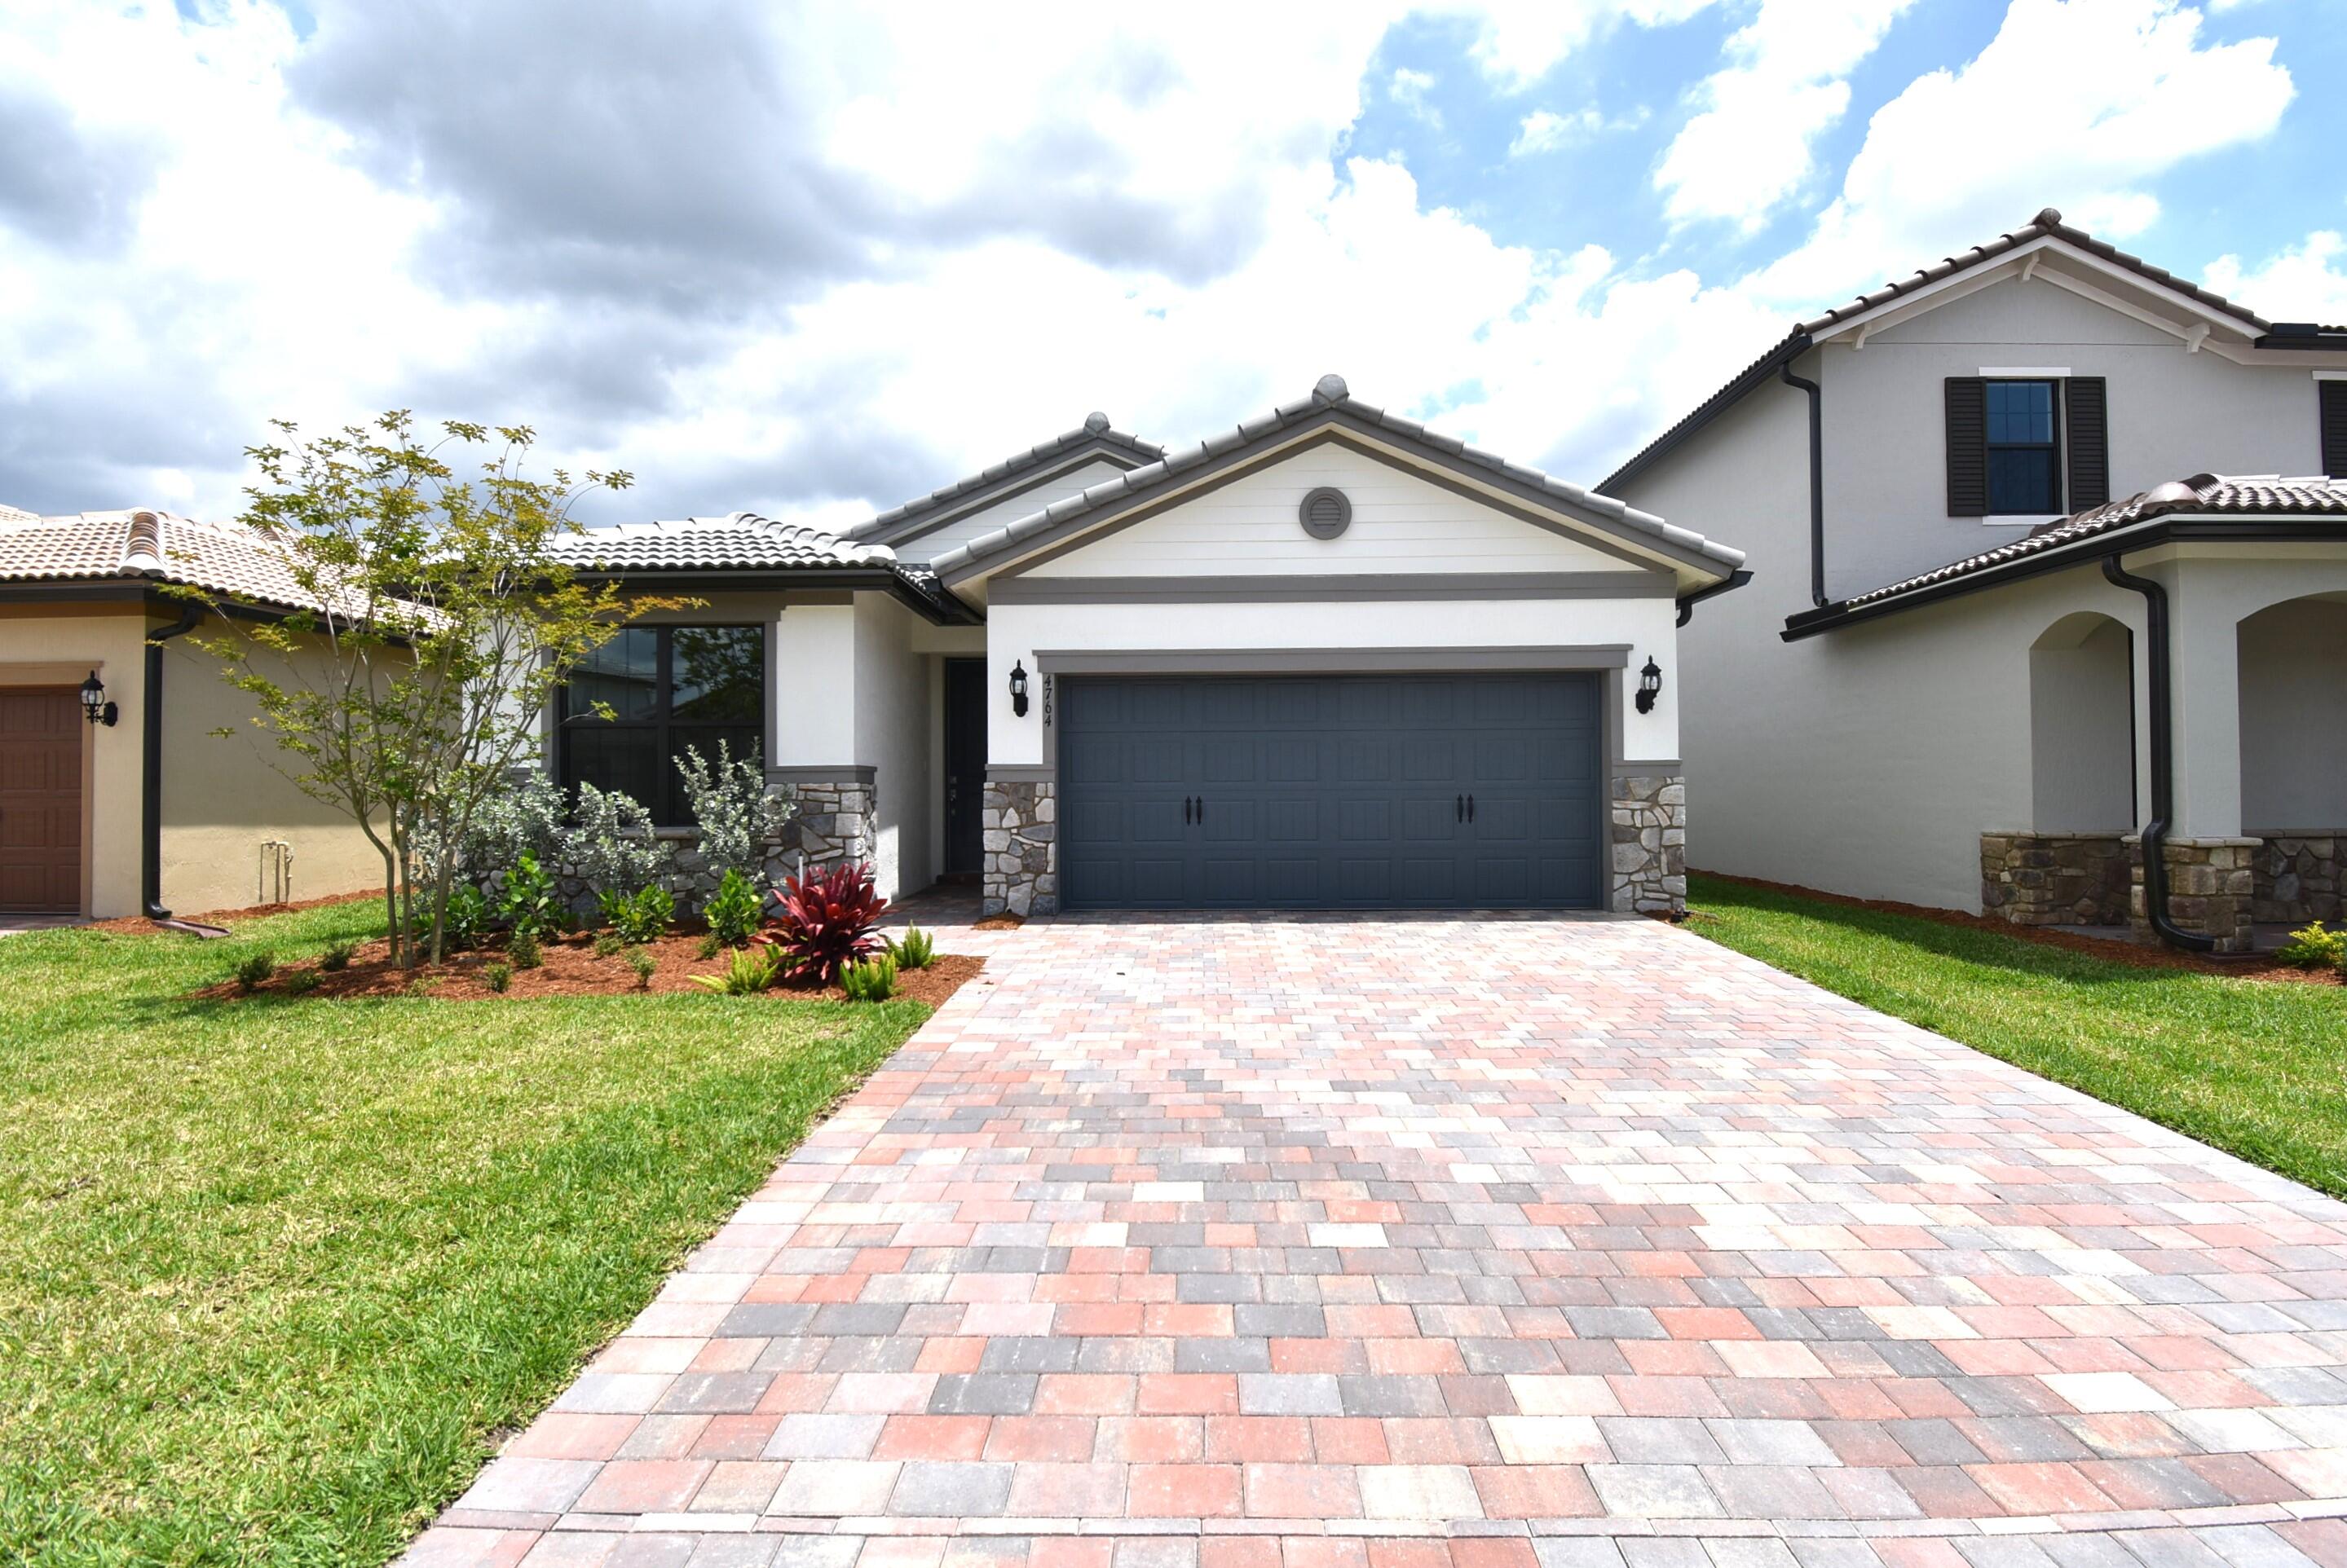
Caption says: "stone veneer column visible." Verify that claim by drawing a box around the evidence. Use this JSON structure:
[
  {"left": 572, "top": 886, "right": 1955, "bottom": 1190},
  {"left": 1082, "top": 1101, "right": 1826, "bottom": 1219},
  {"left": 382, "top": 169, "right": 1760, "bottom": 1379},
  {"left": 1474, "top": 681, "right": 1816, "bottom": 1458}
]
[
  {"left": 2129, "top": 834, "right": 2258, "bottom": 953},
  {"left": 1611, "top": 773, "right": 1685, "bottom": 915},
  {"left": 982, "top": 775, "right": 1057, "bottom": 918},
  {"left": 783, "top": 776, "right": 876, "bottom": 874},
  {"left": 1979, "top": 833, "right": 2132, "bottom": 926}
]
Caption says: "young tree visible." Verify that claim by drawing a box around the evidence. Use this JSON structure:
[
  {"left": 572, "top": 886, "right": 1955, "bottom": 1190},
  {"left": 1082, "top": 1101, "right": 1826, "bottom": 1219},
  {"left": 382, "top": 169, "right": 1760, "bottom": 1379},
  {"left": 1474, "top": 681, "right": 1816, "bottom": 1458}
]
[{"left": 183, "top": 412, "right": 682, "bottom": 965}]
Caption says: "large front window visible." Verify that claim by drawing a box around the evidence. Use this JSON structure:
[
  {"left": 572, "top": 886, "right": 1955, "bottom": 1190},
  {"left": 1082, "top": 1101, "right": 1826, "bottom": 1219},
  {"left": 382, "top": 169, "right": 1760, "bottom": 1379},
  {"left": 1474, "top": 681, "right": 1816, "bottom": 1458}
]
[
  {"left": 559, "top": 625, "right": 765, "bottom": 825},
  {"left": 1985, "top": 380, "right": 2060, "bottom": 514}
]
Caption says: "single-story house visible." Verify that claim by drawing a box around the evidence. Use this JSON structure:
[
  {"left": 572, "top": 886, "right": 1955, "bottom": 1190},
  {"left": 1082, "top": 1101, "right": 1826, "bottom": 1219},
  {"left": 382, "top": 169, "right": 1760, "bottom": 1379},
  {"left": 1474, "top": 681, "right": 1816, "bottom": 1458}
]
[
  {"left": 0, "top": 506, "right": 385, "bottom": 920},
  {"left": 553, "top": 376, "right": 1749, "bottom": 917}
]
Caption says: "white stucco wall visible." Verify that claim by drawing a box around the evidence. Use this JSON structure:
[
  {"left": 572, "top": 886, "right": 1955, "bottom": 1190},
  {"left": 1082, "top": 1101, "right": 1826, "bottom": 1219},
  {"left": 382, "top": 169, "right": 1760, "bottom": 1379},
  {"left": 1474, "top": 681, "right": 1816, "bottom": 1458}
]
[
  {"left": 1821, "top": 280, "right": 2343, "bottom": 597},
  {"left": 1022, "top": 442, "right": 1627, "bottom": 578},
  {"left": 852, "top": 595, "right": 933, "bottom": 896},
  {"left": 2237, "top": 592, "right": 2347, "bottom": 830},
  {"left": 985, "top": 596, "right": 1683, "bottom": 769}
]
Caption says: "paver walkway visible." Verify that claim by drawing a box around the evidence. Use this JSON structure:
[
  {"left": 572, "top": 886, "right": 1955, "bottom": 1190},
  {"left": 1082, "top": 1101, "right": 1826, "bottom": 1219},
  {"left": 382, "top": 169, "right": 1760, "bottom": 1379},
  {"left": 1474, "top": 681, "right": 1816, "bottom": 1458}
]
[{"left": 408, "top": 911, "right": 2347, "bottom": 1568}]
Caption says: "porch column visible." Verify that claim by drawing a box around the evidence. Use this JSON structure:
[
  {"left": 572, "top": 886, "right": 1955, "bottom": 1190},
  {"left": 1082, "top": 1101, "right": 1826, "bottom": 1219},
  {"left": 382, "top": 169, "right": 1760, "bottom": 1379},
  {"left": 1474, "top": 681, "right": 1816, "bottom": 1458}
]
[
  {"left": 2125, "top": 563, "right": 2254, "bottom": 951},
  {"left": 767, "top": 604, "right": 876, "bottom": 875}
]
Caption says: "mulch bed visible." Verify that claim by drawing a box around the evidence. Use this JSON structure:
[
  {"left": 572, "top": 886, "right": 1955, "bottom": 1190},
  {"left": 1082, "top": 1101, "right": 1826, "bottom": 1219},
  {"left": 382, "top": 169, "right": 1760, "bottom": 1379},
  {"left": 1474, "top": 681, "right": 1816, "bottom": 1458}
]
[
  {"left": 86, "top": 889, "right": 381, "bottom": 935},
  {"left": 1692, "top": 870, "right": 2339, "bottom": 986},
  {"left": 194, "top": 929, "right": 985, "bottom": 1005}
]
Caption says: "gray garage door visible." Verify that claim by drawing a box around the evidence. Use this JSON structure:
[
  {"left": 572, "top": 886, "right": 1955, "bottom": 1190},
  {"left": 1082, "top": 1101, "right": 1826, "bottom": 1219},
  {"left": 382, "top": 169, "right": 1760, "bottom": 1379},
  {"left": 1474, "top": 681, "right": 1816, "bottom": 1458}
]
[{"left": 1058, "top": 672, "right": 1604, "bottom": 910}]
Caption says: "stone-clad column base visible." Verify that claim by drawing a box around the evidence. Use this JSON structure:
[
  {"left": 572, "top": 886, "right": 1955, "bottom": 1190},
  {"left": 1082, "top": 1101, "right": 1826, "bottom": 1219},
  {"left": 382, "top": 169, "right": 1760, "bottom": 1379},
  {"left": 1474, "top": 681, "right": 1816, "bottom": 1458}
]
[
  {"left": 778, "top": 773, "right": 875, "bottom": 876},
  {"left": 982, "top": 775, "right": 1057, "bottom": 918},
  {"left": 1979, "top": 832, "right": 2131, "bottom": 926},
  {"left": 2129, "top": 834, "right": 2257, "bottom": 953},
  {"left": 1611, "top": 773, "right": 1685, "bottom": 915}
]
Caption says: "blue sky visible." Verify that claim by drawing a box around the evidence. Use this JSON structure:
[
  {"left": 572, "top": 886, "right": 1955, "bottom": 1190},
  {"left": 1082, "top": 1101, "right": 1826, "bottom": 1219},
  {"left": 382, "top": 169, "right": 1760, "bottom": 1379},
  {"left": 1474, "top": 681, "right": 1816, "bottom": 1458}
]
[{"left": 2, "top": 1, "right": 2344, "bottom": 525}]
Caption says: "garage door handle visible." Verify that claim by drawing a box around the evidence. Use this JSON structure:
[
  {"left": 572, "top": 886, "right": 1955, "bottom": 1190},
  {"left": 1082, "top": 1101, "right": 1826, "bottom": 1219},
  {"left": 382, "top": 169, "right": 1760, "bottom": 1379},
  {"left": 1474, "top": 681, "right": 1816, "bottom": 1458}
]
[
  {"left": 1183, "top": 795, "right": 1195, "bottom": 826},
  {"left": 1467, "top": 793, "right": 1475, "bottom": 822},
  {"left": 1456, "top": 794, "right": 1464, "bottom": 823},
  {"left": 1197, "top": 795, "right": 1205, "bottom": 823}
]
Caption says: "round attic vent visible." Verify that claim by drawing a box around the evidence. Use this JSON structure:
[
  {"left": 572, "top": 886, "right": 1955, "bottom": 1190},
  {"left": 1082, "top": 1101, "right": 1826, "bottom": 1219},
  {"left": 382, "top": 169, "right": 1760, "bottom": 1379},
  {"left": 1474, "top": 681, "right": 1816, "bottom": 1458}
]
[{"left": 1299, "top": 487, "right": 1351, "bottom": 540}]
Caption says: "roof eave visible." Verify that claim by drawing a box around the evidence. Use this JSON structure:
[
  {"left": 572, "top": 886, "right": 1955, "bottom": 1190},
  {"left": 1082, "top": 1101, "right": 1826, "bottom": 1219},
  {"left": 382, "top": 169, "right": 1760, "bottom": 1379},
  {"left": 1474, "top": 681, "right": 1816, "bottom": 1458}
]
[
  {"left": 1779, "top": 516, "right": 2345, "bottom": 641},
  {"left": 570, "top": 563, "right": 982, "bottom": 624},
  {"left": 1599, "top": 331, "right": 1811, "bottom": 495}
]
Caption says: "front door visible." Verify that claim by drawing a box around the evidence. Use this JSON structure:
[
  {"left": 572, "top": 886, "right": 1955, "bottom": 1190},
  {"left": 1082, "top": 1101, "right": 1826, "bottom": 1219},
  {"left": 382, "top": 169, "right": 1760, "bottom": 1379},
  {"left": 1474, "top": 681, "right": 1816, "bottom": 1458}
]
[
  {"left": 942, "top": 658, "right": 987, "bottom": 879},
  {"left": 0, "top": 687, "right": 83, "bottom": 913}
]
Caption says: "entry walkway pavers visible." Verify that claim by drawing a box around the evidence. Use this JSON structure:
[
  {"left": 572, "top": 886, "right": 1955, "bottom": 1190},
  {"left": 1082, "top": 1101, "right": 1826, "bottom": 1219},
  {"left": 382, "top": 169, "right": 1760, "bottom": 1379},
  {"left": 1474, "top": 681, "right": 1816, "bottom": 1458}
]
[{"left": 406, "top": 912, "right": 2347, "bottom": 1568}]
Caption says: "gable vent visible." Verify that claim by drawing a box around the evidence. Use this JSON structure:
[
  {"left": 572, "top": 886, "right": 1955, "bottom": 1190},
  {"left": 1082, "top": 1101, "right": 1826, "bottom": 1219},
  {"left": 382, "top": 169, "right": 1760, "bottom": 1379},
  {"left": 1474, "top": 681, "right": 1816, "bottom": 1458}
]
[{"left": 1299, "top": 487, "right": 1352, "bottom": 539}]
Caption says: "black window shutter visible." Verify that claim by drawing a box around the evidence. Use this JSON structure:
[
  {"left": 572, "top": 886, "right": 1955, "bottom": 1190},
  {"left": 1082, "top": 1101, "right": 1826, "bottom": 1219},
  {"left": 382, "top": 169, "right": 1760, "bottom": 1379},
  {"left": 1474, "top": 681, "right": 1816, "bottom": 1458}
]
[
  {"left": 1946, "top": 377, "right": 1987, "bottom": 516},
  {"left": 2065, "top": 377, "right": 2109, "bottom": 510},
  {"left": 2323, "top": 381, "right": 2347, "bottom": 479}
]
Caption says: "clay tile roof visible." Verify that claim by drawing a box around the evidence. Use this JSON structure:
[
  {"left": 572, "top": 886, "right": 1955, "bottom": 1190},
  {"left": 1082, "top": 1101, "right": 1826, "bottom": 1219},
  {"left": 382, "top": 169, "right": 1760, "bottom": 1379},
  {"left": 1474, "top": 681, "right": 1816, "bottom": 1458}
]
[
  {"left": 0, "top": 508, "right": 330, "bottom": 612},
  {"left": 846, "top": 414, "right": 1166, "bottom": 543},
  {"left": 925, "top": 374, "right": 1744, "bottom": 581},
  {"left": 552, "top": 512, "right": 903, "bottom": 571},
  {"left": 1841, "top": 473, "right": 2347, "bottom": 610}
]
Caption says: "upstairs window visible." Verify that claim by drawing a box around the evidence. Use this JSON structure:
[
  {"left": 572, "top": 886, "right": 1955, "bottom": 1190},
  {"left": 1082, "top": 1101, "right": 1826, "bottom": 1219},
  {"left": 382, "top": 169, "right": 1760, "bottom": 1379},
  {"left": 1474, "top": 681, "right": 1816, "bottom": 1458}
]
[
  {"left": 1984, "top": 381, "right": 2060, "bottom": 514},
  {"left": 558, "top": 624, "right": 765, "bottom": 826},
  {"left": 1947, "top": 376, "right": 2107, "bottom": 518}
]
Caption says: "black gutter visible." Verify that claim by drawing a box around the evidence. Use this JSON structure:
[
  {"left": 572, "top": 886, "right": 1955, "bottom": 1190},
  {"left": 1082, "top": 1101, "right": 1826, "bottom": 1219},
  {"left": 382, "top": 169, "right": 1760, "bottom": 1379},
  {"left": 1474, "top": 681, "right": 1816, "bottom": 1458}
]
[
  {"left": 2252, "top": 323, "right": 2347, "bottom": 350},
  {"left": 570, "top": 566, "right": 983, "bottom": 624},
  {"left": 2099, "top": 554, "right": 2216, "bottom": 952},
  {"left": 1779, "top": 359, "right": 1826, "bottom": 607},
  {"left": 1675, "top": 569, "right": 1753, "bottom": 627},
  {"left": 1781, "top": 518, "right": 2346, "bottom": 641},
  {"left": 142, "top": 604, "right": 222, "bottom": 932},
  {"left": 1599, "top": 330, "right": 1810, "bottom": 495}
]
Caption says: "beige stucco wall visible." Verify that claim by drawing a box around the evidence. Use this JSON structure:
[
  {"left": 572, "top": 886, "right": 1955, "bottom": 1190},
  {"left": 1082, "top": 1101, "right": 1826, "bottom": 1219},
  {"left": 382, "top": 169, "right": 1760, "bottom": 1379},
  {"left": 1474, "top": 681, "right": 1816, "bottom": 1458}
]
[{"left": 0, "top": 601, "right": 385, "bottom": 919}]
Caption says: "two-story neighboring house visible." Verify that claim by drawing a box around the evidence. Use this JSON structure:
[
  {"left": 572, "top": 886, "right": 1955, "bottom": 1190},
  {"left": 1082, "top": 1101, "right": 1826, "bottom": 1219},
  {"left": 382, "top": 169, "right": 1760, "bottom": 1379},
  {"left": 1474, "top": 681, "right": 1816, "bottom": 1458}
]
[{"left": 1606, "top": 209, "right": 2347, "bottom": 952}]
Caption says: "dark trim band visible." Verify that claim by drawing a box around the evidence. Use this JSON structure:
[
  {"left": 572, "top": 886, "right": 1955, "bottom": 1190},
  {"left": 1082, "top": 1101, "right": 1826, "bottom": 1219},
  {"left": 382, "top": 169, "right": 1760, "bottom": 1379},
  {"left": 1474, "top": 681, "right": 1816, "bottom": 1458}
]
[
  {"left": 1032, "top": 645, "right": 1633, "bottom": 675},
  {"left": 990, "top": 571, "right": 1673, "bottom": 605}
]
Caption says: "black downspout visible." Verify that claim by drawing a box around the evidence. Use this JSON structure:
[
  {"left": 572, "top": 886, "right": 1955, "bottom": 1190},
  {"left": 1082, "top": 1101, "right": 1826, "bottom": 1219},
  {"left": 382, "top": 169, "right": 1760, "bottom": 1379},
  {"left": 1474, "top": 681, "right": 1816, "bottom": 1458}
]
[
  {"left": 1780, "top": 361, "right": 1825, "bottom": 608},
  {"left": 143, "top": 606, "right": 206, "bottom": 925},
  {"left": 1676, "top": 569, "right": 1754, "bottom": 627},
  {"left": 2100, "top": 554, "right": 2217, "bottom": 952}
]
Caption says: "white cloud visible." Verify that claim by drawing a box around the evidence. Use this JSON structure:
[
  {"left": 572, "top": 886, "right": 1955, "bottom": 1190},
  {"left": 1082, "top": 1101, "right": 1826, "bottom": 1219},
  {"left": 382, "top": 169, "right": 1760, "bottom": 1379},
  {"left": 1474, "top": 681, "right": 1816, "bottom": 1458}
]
[
  {"left": 1654, "top": 0, "right": 1917, "bottom": 230},
  {"left": 2205, "top": 231, "right": 2347, "bottom": 324},
  {"left": 1422, "top": 0, "right": 1716, "bottom": 91},
  {"left": 1507, "top": 104, "right": 1647, "bottom": 157},
  {"left": 0, "top": 0, "right": 2316, "bottom": 533},
  {"left": 1388, "top": 67, "right": 1442, "bottom": 128},
  {"left": 1742, "top": 0, "right": 2293, "bottom": 315}
]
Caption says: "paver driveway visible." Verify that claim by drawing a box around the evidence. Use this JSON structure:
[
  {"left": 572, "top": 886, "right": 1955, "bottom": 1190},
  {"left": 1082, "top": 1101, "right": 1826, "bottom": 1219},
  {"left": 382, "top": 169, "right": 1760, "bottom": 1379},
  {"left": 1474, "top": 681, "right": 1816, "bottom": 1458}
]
[{"left": 411, "top": 911, "right": 2347, "bottom": 1568}]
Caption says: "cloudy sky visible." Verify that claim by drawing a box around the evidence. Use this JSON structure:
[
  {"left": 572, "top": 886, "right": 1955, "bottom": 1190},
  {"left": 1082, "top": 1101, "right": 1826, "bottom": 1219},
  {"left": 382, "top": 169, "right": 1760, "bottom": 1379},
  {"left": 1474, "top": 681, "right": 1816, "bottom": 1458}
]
[{"left": 2, "top": 0, "right": 2342, "bottom": 530}]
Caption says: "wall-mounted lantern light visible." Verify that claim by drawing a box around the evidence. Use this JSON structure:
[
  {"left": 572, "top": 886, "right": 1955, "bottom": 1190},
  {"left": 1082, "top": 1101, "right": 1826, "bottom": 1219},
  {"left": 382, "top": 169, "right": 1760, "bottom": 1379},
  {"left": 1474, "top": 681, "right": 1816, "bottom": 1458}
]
[
  {"left": 80, "top": 669, "right": 118, "bottom": 727},
  {"left": 1008, "top": 660, "right": 1030, "bottom": 718},
  {"left": 1635, "top": 656, "right": 1662, "bottom": 716}
]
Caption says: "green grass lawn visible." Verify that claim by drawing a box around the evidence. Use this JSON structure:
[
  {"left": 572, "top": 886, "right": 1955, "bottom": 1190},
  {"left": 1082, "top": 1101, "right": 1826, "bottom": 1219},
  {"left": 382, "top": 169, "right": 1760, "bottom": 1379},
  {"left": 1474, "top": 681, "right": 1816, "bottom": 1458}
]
[
  {"left": 0, "top": 901, "right": 934, "bottom": 1566},
  {"left": 1686, "top": 872, "right": 2347, "bottom": 1199}
]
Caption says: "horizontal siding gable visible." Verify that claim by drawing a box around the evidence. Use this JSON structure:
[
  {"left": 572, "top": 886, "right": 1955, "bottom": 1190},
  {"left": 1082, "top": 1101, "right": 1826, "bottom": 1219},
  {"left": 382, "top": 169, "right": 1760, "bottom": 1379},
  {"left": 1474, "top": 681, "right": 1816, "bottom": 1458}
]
[{"left": 1021, "top": 441, "right": 1631, "bottom": 579}]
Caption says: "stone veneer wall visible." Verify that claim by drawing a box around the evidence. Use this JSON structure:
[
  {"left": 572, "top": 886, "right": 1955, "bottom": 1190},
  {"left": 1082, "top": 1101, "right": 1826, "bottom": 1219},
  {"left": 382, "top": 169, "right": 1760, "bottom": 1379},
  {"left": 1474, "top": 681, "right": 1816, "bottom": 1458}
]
[
  {"left": 787, "top": 777, "right": 876, "bottom": 874},
  {"left": 2129, "top": 835, "right": 2257, "bottom": 954},
  {"left": 2248, "top": 832, "right": 2342, "bottom": 925},
  {"left": 1979, "top": 833, "right": 2132, "bottom": 927},
  {"left": 982, "top": 777, "right": 1057, "bottom": 918},
  {"left": 1611, "top": 773, "right": 1685, "bottom": 915}
]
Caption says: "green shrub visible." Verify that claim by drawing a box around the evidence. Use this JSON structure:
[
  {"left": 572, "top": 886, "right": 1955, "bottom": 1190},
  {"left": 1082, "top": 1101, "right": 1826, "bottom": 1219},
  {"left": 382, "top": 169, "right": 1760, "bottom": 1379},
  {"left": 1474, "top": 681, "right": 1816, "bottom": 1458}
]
[
  {"left": 498, "top": 853, "right": 564, "bottom": 940},
  {"left": 839, "top": 950, "right": 898, "bottom": 1002},
  {"left": 439, "top": 884, "right": 488, "bottom": 952},
  {"left": 695, "top": 932, "right": 722, "bottom": 960},
  {"left": 593, "top": 932, "right": 624, "bottom": 959},
  {"left": 624, "top": 946, "right": 659, "bottom": 990},
  {"left": 602, "top": 883, "right": 674, "bottom": 946},
  {"left": 282, "top": 967, "right": 322, "bottom": 995},
  {"left": 506, "top": 928, "right": 543, "bottom": 971},
  {"left": 887, "top": 926, "right": 934, "bottom": 970},
  {"left": 689, "top": 945, "right": 780, "bottom": 995},
  {"left": 483, "top": 962, "right": 514, "bottom": 993},
  {"left": 319, "top": 940, "right": 359, "bottom": 973},
  {"left": 233, "top": 952, "right": 276, "bottom": 993},
  {"left": 704, "top": 868, "right": 763, "bottom": 949},
  {"left": 2276, "top": 920, "right": 2347, "bottom": 971}
]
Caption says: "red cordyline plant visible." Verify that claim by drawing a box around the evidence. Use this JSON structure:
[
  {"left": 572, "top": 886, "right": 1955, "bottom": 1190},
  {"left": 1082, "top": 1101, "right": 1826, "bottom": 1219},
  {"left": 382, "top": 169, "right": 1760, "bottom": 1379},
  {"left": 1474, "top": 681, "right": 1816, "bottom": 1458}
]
[{"left": 765, "top": 861, "right": 889, "bottom": 980}]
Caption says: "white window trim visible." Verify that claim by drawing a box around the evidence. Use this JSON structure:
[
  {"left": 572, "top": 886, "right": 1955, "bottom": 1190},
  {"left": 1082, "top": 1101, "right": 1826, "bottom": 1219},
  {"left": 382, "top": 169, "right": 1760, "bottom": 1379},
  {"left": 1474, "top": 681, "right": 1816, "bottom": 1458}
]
[
  {"left": 1983, "top": 514, "right": 2062, "bottom": 527},
  {"left": 1979, "top": 366, "right": 2072, "bottom": 377},
  {"left": 2315, "top": 370, "right": 2347, "bottom": 382}
]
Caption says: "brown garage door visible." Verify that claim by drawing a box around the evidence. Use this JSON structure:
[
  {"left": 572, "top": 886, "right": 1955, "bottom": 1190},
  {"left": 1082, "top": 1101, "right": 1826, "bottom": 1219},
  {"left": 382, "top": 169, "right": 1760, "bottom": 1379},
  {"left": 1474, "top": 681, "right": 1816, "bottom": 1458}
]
[{"left": 0, "top": 688, "right": 83, "bottom": 912}]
